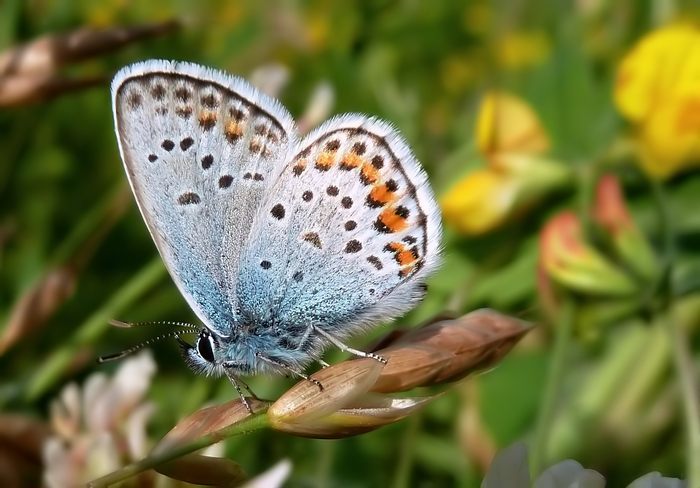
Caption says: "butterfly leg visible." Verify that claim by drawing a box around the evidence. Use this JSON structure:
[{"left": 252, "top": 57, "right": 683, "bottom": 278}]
[
  {"left": 295, "top": 325, "right": 330, "bottom": 368},
  {"left": 223, "top": 364, "right": 255, "bottom": 413},
  {"left": 313, "top": 326, "right": 388, "bottom": 364},
  {"left": 255, "top": 353, "right": 324, "bottom": 391},
  {"left": 235, "top": 376, "right": 265, "bottom": 403}
]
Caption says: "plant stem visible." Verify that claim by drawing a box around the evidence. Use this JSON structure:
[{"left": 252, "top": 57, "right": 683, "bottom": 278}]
[
  {"left": 666, "top": 311, "right": 700, "bottom": 487},
  {"left": 391, "top": 413, "right": 420, "bottom": 488},
  {"left": 531, "top": 298, "right": 575, "bottom": 475},
  {"left": 26, "top": 257, "right": 166, "bottom": 400},
  {"left": 314, "top": 440, "right": 336, "bottom": 488},
  {"left": 651, "top": 180, "right": 700, "bottom": 487},
  {"left": 87, "top": 411, "right": 270, "bottom": 487}
]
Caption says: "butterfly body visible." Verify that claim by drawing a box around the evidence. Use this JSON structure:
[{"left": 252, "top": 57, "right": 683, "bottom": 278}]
[{"left": 111, "top": 60, "right": 441, "bottom": 381}]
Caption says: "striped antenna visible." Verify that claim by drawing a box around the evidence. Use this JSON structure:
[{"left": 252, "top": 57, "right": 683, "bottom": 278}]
[
  {"left": 98, "top": 326, "right": 200, "bottom": 363},
  {"left": 108, "top": 319, "right": 198, "bottom": 328}
]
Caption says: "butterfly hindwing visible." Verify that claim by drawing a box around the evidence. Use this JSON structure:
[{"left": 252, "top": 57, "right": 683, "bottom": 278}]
[
  {"left": 236, "top": 114, "right": 441, "bottom": 350},
  {"left": 112, "top": 60, "right": 295, "bottom": 335}
]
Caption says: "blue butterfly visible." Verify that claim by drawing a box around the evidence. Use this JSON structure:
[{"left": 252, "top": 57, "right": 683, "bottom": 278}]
[{"left": 110, "top": 60, "right": 442, "bottom": 408}]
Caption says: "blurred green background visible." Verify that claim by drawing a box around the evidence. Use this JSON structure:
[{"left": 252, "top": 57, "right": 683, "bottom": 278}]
[{"left": 2, "top": 0, "right": 700, "bottom": 486}]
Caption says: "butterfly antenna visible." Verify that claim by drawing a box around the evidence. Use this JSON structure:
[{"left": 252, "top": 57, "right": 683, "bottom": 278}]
[
  {"left": 108, "top": 319, "right": 198, "bottom": 329},
  {"left": 98, "top": 327, "right": 200, "bottom": 363}
]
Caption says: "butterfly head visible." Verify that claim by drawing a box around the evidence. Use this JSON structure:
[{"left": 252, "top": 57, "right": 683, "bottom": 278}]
[{"left": 178, "top": 328, "right": 223, "bottom": 375}]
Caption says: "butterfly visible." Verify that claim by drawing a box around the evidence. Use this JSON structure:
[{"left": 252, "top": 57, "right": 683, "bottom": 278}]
[{"left": 110, "top": 60, "right": 442, "bottom": 408}]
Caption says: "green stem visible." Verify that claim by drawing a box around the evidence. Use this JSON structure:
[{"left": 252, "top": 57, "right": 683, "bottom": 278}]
[
  {"left": 576, "top": 164, "right": 596, "bottom": 233},
  {"left": 87, "top": 411, "right": 270, "bottom": 487},
  {"left": 391, "top": 413, "right": 421, "bottom": 488},
  {"left": 26, "top": 257, "right": 166, "bottom": 400},
  {"left": 531, "top": 298, "right": 575, "bottom": 475},
  {"left": 314, "top": 440, "right": 336, "bottom": 488},
  {"left": 606, "top": 321, "right": 669, "bottom": 427},
  {"left": 666, "top": 312, "right": 700, "bottom": 487},
  {"left": 652, "top": 180, "right": 700, "bottom": 487},
  {"left": 546, "top": 321, "right": 654, "bottom": 458}
]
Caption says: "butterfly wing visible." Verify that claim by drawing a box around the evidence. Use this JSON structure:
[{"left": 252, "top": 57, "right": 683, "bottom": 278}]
[
  {"left": 112, "top": 60, "right": 295, "bottom": 335},
  {"left": 236, "top": 115, "right": 441, "bottom": 349}
]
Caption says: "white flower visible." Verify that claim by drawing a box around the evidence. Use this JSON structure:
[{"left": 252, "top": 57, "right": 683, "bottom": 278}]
[{"left": 42, "top": 351, "right": 157, "bottom": 487}]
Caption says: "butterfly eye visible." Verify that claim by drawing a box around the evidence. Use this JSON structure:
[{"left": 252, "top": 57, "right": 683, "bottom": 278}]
[{"left": 196, "top": 331, "right": 216, "bottom": 363}]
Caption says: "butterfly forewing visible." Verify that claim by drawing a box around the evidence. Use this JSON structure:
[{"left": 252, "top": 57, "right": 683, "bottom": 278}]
[
  {"left": 236, "top": 115, "right": 442, "bottom": 344},
  {"left": 112, "top": 60, "right": 295, "bottom": 335}
]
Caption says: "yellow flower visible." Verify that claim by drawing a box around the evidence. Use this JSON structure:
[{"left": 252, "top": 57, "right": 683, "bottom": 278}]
[
  {"left": 615, "top": 22, "right": 700, "bottom": 179},
  {"left": 442, "top": 91, "right": 569, "bottom": 235},
  {"left": 476, "top": 91, "right": 551, "bottom": 156},
  {"left": 441, "top": 168, "right": 518, "bottom": 235}
]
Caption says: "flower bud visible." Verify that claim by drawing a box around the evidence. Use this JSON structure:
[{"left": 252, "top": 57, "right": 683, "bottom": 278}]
[
  {"left": 155, "top": 454, "right": 247, "bottom": 486},
  {"left": 268, "top": 309, "right": 532, "bottom": 438},
  {"left": 540, "top": 212, "right": 638, "bottom": 296},
  {"left": 154, "top": 311, "right": 533, "bottom": 444},
  {"left": 270, "top": 393, "right": 435, "bottom": 439},
  {"left": 155, "top": 398, "right": 268, "bottom": 454},
  {"left": 371, "top": 309, "right": 532, "bottom": 392},
  {"left": 270, "top": 359, "right": 384, "bottom": 423},
  {"left": 593, "top": 174, "right": 657, "bottom": 281}
]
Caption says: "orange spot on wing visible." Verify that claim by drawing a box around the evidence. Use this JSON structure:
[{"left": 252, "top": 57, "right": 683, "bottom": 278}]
[
  {"left": 397, "top": 249, "right": 418, "bottom": 266},
  {"left": 378, "top": 208, "right": 408, "bottom": 233},
  {"left": 224, "top": 120, "right": 243, "bottom": 141},
  {"left": 199, "top": 111, "right": 217, "bottom": 129},
  {"left": 368, "top": 183, "right": 397, "bottom": 207},
  {"left": 384, "top": 241, "right": 421, "bottom": 277},
  {"left": 386, "top": 242, "right": 404, "bottom": 253},
  {"left": 340, "top": 152, "right": 365, "bottom": 170},
  {"left": 360, "top": 163, "right": 379, "bottom": 185},
  {"left": 315, "top": 151, "right": 335, "bottom": 170}
]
